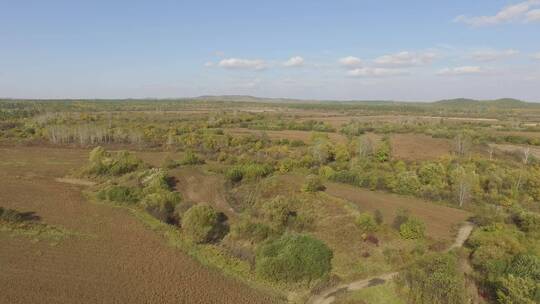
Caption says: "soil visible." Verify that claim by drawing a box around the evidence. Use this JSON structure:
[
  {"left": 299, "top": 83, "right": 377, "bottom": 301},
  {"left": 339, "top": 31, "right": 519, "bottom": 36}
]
[{"left": 0, "top": 146, "right": 280, "bottom": 304}]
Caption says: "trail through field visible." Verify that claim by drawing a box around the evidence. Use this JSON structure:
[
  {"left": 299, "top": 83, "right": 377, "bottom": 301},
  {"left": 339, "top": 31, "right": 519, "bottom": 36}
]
[
  {"left": 307, "top": 222, "right": 475, "bottom": 304},
  {"left": 0, "top": 147, "right": 279, "bottom": 304}
]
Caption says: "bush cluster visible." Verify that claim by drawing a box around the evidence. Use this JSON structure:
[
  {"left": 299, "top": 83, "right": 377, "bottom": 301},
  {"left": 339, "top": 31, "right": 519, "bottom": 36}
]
[
  {"left": 255, "top": 233, "right": 333, "bottom": 283},
  {"left": 182, "top": 204, "right": 227, "bottom": 243},
  {"left": 84, "top": 146, "right": 144, "bottom": 176}
]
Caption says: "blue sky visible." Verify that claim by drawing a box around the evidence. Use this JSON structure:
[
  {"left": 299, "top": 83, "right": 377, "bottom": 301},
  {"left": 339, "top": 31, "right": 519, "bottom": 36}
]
[{"left": 1, "top": 0, "right": 539, "bottom": 101}]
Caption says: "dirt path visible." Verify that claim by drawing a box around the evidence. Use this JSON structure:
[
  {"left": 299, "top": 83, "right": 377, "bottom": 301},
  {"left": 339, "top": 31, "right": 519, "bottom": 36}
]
[
  {"left": 448, "top": 222, "right": 474, "bottom": 251},
  {"left": 0, "top": 147, "right": 280, "bottom": 304},
  {"left": 307, "top": 223, "right": 475, "bottom": 304}
]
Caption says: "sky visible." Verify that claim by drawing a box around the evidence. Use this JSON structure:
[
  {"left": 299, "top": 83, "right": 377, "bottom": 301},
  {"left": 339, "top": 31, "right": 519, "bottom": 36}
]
[{"left": 1, "top": 0, "right": 539, "bottom": 101}]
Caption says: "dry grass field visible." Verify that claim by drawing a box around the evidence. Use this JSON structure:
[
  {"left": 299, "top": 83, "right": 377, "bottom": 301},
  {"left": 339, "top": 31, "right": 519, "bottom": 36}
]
[
  {"left": 325, "top": 182, "right": 470, "bottom": 240},
  {"left": 0, "top": 146, "right": 281, "bottom": 304},
  {"left": 389, "top": 134, "right": 452, "bottom": 161}
]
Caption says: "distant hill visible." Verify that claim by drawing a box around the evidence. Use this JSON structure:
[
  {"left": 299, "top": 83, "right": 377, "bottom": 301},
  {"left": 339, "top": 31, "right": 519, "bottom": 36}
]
[{"left": 434, "top": 98, "right": 529, "bottom": 108}]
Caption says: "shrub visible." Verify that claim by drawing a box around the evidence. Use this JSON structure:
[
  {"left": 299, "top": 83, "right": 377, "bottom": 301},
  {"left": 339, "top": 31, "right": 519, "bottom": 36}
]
[
  {"left": 226, "top": 163, "right": 273, "bottom": 182},
  {"left": 506, "top": 254, "right": 540, "bottom": 281},
  {"left": 261, "top": 196, "right": 295, "bottom": 230},
  {"left": 399, "top": 218, "right": 426, "bottom": 239},
  {"left": 179, "top": 151, "right": 205, "bottom": 165},
  {"left": 302, "top": 175, "right": 326, "bottom": 192},
  {"left": 141, "top": 190, "right": 181, "bottom": 223},
  {"left": 0, "top": 207, "right": 24, "bottom": 223},
  {"left": 242, "top": 163, "right": 273, "bottom": 180},
  {"left": 225, "top": 167, "right": 244, "bottom": 183},
  {"left": 140, "top": 168, "right": 171, "bottom": 193},
  {"left": 392, "top": 208, "right": 410, "bottom": 230},
  {"left": 84, "top": 147, "right": 144, "bottom": 176},
  {"left": 182, "top": 205, "right": 227, "bottom": 243},
  {"left": 231, "top": 219, "right": 276, "bottom": 243},
  {"left": 356, "top": 213, "right": 378, "bottom": 233},
  {"left": 97, "top": 185, "right": 140, "bottom": 204},
  {"left": 512, "top": 210, "right": 540, "bottom": 235},
  {"left": 255, "top": 233, "right": 333, "bottom": 283},
  {"left": 397, "top": 253, "right": 466, "bottom": 304},
  {"left": 108, "top": 151, "right": 144, "bottom": 175},
  {"left": 496, "top": 275, "right": 539, "bottom": 304}
]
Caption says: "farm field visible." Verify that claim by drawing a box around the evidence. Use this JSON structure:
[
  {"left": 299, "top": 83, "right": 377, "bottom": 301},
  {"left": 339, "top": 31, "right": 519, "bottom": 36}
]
[{"left": 0, "top": 146, "right": 282, "bottom": 304}]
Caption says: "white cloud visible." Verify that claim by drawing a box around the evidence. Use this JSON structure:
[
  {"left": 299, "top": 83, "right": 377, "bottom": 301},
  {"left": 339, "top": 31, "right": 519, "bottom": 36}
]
[
  {"left": 339, "top": 56, "right": 362, "bottom": 68},
  {"left": 527, "top": 8, "right": 540, "bottom": 21},
  {"left": 348, "top": 67, "right": 408, "bottom": 77},
  {"left": 374, "top": 51, "right": 436, "bottom": 67},
  {"left": 471, "top": 49, "right": 519, "bottom": 61},
  {"left": 437, "top": 66, "right": 483, "bottom": 76},
  {"left": 218, "top": 58, "right": 268, "bottom": 70},
  {"left": 454, "top": 1, "right": 540, "bottom": 26},
  {"left": 204, "top": 61, "right": 214, "bottom": 67},
  {"left": 283, "top": 56, "right": 305, "bottom": 67}
]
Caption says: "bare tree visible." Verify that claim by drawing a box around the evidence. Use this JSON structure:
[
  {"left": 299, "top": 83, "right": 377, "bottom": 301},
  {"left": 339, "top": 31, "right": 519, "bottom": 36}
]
[
  {"left": 453, "top": 133, "right": 471, "bottom": 157},
  {"left": 358, "top": 136, "right": 374, "bottom": 158},
  {"left": 487, "top": 145, "right": 495, "bottom": 161},
  {"left": 522, "top": 146, "right": 531, "bottom": 165},
  {"left": 451, "top": 166, "right": 477, "bottom": 207}
]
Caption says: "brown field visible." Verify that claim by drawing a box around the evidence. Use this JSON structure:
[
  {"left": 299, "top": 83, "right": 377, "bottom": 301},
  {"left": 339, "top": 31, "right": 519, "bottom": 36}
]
[
  {"left": 325, "top": 182, "right": 470, "bottom": 240},
  {"left": 170, "top": 167, "right": 237, "bottom": 218},
  {"left": 389, "top": 133, "right": 452, "bottom": 161},
  {"left": 0, "top": 146, "right": 280, "bottom": 304},
  {"left": 274, "top": 174, "right": 469, "bottom": 240}
]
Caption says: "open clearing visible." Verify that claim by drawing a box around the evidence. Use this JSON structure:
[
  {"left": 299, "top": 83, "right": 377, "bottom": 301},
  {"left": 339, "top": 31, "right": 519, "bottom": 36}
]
[
  {"left": 170, "top": 166, "right": 237, "bottom": 218},
  {"left": 0, "top": 146, "right": 280, "bottom": 304},
  {"left": 324, "top": 182, "right": 470, "bottom": 240},
  {"left": 389, "top": 134, "right": 452, "bottom": 161}
]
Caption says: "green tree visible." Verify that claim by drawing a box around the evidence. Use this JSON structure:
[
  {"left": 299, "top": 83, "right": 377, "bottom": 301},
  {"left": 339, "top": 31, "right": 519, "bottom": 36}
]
[
  {"left": 302, "top": 175, "right": 326, "bottom": 192},
  {"left": 182, "top": 205, "right": 226, "bottom": 243},
  {"left": 356, "top": 213, "right": 378, "bottom": 233},
  {"left": 497, "top": 275, "right": 539, "bottom": 304},
  {"left": 255, "top": 234, "right": 333, "bottom": 283},
  {"left": 399, "top": 218, "right": 425, "bottom": 239},
  {"left": 375, "top": 137, "right": 392, "bottom": 162}
]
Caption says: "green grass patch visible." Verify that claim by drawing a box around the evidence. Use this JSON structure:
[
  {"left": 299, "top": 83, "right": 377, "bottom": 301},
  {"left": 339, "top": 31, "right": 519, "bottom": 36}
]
[{"left": 0, "top": 221, "right": 78, "bottom": 242}]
